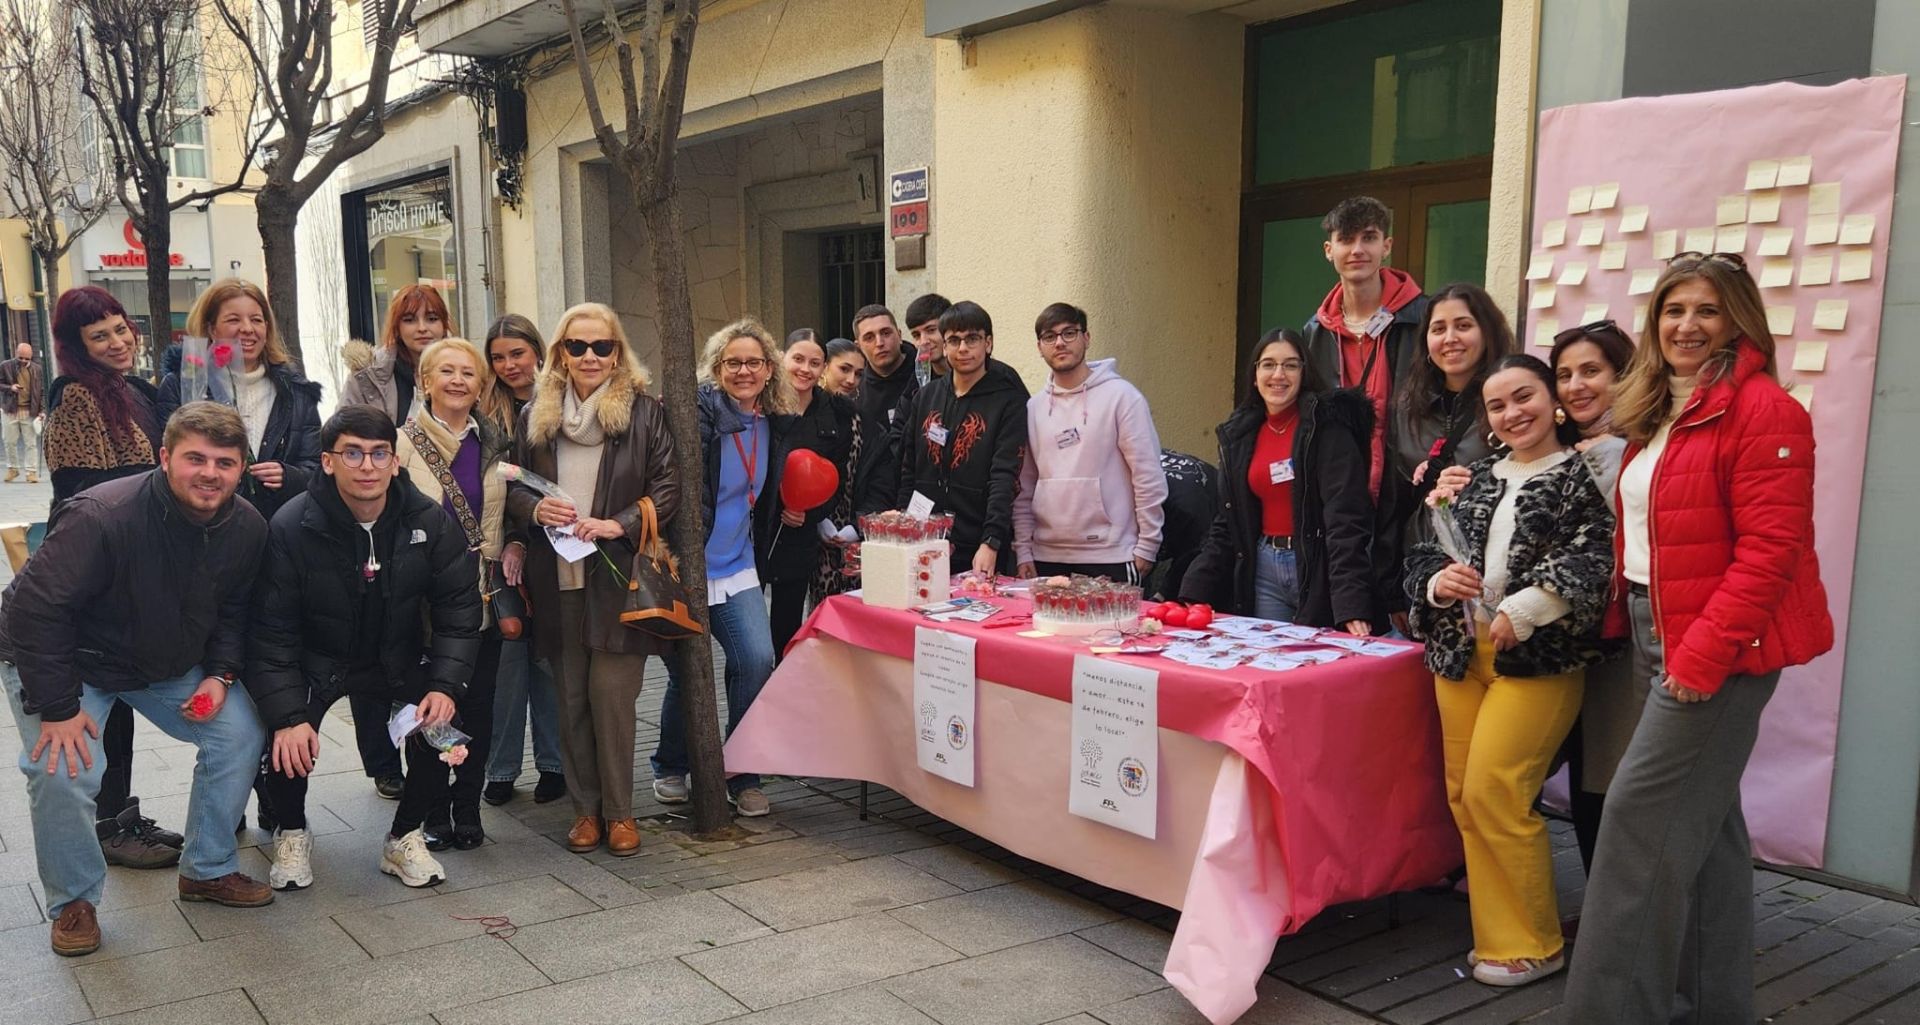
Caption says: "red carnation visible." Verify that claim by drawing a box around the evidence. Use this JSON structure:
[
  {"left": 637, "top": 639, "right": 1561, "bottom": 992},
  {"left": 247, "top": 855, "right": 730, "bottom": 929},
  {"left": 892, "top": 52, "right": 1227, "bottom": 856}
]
[
  {"left": 188, "top": 692, "right": 214, "bottom": 718},
  {"left": 1427, "top": 438, "right": 1448, "bottom": 460},
  {"left": 211, "top": 342, "right": 235, "bottom": 368}
]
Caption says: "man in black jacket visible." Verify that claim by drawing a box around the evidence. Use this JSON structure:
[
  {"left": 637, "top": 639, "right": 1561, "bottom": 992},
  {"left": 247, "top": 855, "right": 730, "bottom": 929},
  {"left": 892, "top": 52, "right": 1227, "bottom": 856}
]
[
  {"left": 246, "top": 406, "right": 482, "bottom": 892},
  {"left": 853, "top": 304, "right": 918, "bottom": 430},
  {"left": 0, "top": 402, "right": 272, "bottom": 957},
  {"left": 895, "top": 301, "right": 1031, "bottom": 576}
]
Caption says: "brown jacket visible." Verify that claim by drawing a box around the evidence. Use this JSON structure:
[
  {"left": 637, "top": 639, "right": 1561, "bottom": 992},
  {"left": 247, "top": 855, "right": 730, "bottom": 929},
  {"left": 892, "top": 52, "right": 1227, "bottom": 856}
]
[
  {"left": 507, "top": 370, "right": 681, "bottom": 659},
  {"left": 0, "top": 357, "right": 44, "bottom": 417}
]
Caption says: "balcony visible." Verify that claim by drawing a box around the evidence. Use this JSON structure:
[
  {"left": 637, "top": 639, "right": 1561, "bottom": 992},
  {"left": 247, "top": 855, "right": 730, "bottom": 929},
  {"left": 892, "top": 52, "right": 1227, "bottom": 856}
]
[{"left": 413, "top": 0, "right": 640, "bottom": 57}]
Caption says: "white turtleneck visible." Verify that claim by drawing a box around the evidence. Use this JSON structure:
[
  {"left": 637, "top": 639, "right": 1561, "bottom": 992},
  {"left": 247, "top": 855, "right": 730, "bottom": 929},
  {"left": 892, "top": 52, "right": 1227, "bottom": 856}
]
[
  {"left": 237, "top": 363, "right": 275, "bottom": 455},
  {"left": 1619, "top": 374, "right": 1698, "bottom": 585}
]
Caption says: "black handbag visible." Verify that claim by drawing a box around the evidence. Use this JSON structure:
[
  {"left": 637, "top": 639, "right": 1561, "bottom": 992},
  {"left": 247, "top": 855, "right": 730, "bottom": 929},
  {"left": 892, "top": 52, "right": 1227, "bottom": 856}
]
[{"left": 619, "top": 496, "right": 704, "bottom": 639}]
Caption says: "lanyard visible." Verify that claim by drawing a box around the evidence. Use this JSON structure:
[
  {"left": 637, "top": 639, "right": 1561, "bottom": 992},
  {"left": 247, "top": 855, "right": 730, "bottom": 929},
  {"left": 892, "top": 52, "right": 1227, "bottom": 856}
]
[{"left": 731, "top": 419, "right": 760, "bottom": 509}]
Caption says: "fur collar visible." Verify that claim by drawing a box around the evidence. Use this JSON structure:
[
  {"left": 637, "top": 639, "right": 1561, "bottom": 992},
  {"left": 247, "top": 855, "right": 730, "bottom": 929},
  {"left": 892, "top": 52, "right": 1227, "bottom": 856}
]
[{"left": 526, "top": 369, "right": 637, "bottom": 444}]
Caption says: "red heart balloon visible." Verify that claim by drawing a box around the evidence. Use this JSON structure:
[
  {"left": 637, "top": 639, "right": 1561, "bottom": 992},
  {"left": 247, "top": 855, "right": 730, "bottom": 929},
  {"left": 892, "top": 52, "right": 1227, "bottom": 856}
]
[{"left": 779, "top": 449, "right": 841, "bottom": 513}]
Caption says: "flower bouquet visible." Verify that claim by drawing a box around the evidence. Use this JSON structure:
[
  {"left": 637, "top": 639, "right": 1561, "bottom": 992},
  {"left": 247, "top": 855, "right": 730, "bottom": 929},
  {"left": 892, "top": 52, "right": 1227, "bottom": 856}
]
[
  {"left": 178, "top": 335, "right": 238, "bottom": 407},
  {"left": 1428, "top": 498, "right": 1481, "bottom": 631}
]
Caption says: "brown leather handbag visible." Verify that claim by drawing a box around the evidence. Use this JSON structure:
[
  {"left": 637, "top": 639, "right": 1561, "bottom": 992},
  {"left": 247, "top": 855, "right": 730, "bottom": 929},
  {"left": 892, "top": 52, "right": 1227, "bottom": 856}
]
[{"left": 619, "top": 496, "right": 704, "bottom": 638}]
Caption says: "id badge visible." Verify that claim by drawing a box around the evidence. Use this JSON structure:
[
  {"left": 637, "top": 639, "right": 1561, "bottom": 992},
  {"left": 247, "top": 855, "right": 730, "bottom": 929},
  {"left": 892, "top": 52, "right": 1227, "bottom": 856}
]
[
  {"left": 1055, "top": 427, "right": 1081, "bottom": 449},
  {"left": 1269, "top": 458, "right": 1295, "bottom": 485},
  {"left": 927, "top": 423, "right": 950, "bottom": 446}
]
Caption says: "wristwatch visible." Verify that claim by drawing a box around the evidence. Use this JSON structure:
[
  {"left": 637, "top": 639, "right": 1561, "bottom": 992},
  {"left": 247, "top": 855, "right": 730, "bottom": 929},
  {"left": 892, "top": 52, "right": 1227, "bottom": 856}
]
[{"left": 218, "top": 672, "right": 237, "bottom": 688}]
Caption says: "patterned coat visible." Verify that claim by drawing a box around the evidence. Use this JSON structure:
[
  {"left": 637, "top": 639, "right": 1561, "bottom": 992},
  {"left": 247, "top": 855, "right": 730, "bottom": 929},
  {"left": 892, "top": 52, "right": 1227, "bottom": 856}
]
[{"left": 1405, "top": 451, "right": 1616, "bottom": 680}]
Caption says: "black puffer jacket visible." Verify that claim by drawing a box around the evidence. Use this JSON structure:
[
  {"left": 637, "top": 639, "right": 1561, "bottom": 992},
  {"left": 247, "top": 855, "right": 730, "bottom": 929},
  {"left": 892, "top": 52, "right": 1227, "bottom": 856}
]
[
  {"left": 1181, "top": 390, "right": 1380, "bottom": 630},
  {"left": 159, "top": 361, "right": 323, "bottom": 521},
  {"left": 0, "top": 469, "right": 265, "bottom": 721},
  {"left": 245, "top": 472, "right": 482, "bottom": 730},
  {"left": 760, "top": 391, "right": 856, "bottom": 584}
]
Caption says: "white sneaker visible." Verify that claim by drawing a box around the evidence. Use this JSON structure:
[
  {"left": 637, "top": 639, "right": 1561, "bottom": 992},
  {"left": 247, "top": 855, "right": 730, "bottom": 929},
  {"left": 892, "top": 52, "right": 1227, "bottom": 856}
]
[
  {"left": 1471, "top": 952, "right": 1564, "bottom": 987},
  {"left": 380, "top": 829, "right": 446, "bottom": 888},
  {"left": 652, "top": 776, "right": 689, "bottom": 803},
  {"left": 268, "top": 829, "right": 314, "bottom": 890}
]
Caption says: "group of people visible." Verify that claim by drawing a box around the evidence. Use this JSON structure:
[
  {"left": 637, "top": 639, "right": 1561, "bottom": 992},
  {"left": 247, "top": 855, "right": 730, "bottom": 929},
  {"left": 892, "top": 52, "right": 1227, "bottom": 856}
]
[{"left": 0, "top": 192, "right": 1832, "bottom": 1025}]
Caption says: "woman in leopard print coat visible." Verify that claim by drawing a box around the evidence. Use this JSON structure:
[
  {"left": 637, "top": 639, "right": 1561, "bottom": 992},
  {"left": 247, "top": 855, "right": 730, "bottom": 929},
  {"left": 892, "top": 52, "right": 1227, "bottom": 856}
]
[{"left": 1402, "top": 354, "right": 1616, "bottom": 990}]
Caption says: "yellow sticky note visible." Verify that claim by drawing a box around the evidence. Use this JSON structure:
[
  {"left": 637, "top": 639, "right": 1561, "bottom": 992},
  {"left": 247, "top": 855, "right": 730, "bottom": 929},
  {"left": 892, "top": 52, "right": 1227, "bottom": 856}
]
[
  {"left": 1652, "top": 229, "right": 1679, "bottom": 260},
  {"left": 1532, "top": 317, "right": 1560, "bottom": 349},
  {"left": 1542, "top": 219, "right": 1568, "bottom": 248},
  {"left": 1791, "top": 342, "right": 1828, "bottom": 373},
  {"left": 1715, "top": 225, "right": 1748, "bottom": 253},
  {"left": 1745, "top": 159, "right": 1780, "bottom": 190},
  {"left": 1599, "top": 242, "right": 1628, "bottom": 270},
  {"left": 1778, "top": 155, "right": 1814, "bottom": 187},
  {"left": 1757, "top": 227, "right": 1793, "bottom": 257},
  {"left": 1591, "top": 182, "right": 1620, "bottom": 210},
  {"left": 1808, "top": 182, "right": 1842, "bottom": 217},
  {"left": 1813, "top": 299, "right": 1849, "bottom": 331},
  {"left": 1716, "top": 194, "right": 1748, "bottom": 226},
  {"left": 1526, "top": 251, "right": 1555, "bottom": 281},
  {"left": 1760, "top": 258, "right": 1794, "bottom": 289},
  {"left": 1800, "top": 253, "right": 1833, "bottom": 286},
  {"left": 1839, "top": 214, "right": 1875, "bottom": 246},
  {"left": 1805, "top": 214, "right": 1839, "bottom": 246},
  {"left": 1788, "top": 382, "right": 1815, "bottom": 411},
  {"left": 1838, "top": 249, "right": 1873, "bottom": 282},
  {"left": 1577, "top": 218, "right": 1606, "bottom": 247},
  {"left": 1582, "top": 303, "right": 1609, "bottom": 324},
  {"left": 1558, "top": 262, "right": 1589, "bottom": 287},
  {"left": 1766, "top": 306, "right": 1796, "bottom": 335},
  {"left": 1683, "top": 227, "right": 1715, "bottom": 253},
  {"left": 1620, "top": 205, "right": 1650, "bottom": 233},
  {"left": 1628, "top": 268, "right": 1660, "bottom": 295},
  {"left": 1747, "top": 190, "right": 1781, "bottom": 224},
  {"left": 1568, "top": 186, "right": 1594, "bottom": 215},
  {"left": 1633, "top": 305, "right": 1649, "bottom": 330},
  {"left": 1530, "top": 285, "right": 1557, "bottom": 310}
]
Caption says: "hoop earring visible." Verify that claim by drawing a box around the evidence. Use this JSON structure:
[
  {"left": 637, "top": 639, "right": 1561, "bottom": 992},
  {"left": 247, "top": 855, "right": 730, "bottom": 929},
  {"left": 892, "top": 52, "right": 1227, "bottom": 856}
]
[{"left": 1553, "top": 407, "right": 1567, "bottom": 425}]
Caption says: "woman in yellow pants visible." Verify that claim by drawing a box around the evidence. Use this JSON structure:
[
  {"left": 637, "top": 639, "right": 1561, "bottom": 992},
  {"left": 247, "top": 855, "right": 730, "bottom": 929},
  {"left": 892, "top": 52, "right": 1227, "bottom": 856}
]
[{"left": 1407, "top": 352, "right": 1616, "bottom": 987}]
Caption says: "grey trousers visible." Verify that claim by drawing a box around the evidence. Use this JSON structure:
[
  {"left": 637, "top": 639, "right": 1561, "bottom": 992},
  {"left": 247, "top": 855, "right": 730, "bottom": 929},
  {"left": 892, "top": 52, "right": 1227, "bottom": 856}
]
[
  {"left": 1563, "top": 588, "right": 1779, "bottom": 1025},
  {"left": 552, "top": 591, "right": 649, "bottom": 820}
]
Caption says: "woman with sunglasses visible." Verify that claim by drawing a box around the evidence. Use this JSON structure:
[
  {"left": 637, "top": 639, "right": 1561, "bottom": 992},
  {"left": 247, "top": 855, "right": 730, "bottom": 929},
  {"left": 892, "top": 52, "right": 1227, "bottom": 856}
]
[
  {"left": 1409, "top": 353, "right": 1615, "bottom": 988},
  {"left": 343, "top": 284, "right": 456, "bottom": 424},
  {"left": 1180, "top": 328, "right": 1378, "bottom": 632},
  {"left": 507, "top": 304, "right": 679, "bottom": 858},
  {"left": 650, "top": 320, "right": 793, "bottom": 819},
  {"left": 1564, "top": 255, "right": 1832, "bottom": 1025}
]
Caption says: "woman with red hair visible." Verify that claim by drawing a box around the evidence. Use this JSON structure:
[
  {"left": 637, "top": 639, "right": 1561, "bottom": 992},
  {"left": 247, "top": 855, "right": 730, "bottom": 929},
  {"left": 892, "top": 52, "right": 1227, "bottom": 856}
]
[
  {"left": 342, "top": 284, "right": 455, "bottom": 424},
  {"left": 39, "top": 285, "right": 184, "bottom": 871}
]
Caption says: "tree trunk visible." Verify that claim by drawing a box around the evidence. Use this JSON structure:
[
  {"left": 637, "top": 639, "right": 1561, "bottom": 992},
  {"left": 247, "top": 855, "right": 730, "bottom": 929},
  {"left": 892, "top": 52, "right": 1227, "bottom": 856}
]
[
  {"left": 634, "top": 174, "right": 731, "bottom": 835},
  {"left": 141, "top": 192, "right": 173, "bottom": 374},
  {"left": 257, "top": 186, "right": 303, "bottom": 364},
  {"left": 37, "top": 251, "right": 60, "bottom": 361}
]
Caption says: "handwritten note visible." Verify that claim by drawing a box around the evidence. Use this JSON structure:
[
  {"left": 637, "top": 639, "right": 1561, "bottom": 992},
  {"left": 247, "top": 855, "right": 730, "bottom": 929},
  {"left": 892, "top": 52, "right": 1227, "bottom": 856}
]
[
  {"left": 1716, "top": 194, "right": 1748, "bottom": 226},
  {"left": 1568, "top": 186, "right": 1594, "bottom": 215},
  {"left": 1683, "top": 227, "right": 1715, "bottom": 254},
  {"left": 1542, "top": 219, "right": 1568, "bottom": 248},
  {"left": 1766, "top": 306, "right": 1796, "bottom": 336},
  {"left": 1577, "top": 218, "right": 1606, "bottom": 247},
  {"left": 1581, "top": 303, "right": 1610, "bottom": 325},
  {"left": 1629, "top": 268, "right": 1660, "bottom": 295},
  {"left": 1838, "top": 249, "right": 1873, "bottom": 283},
  {"left": 1808, "top": 182, "right": 1842, "bottom": 217},
  {"left": 1839, "top": 214, "right": 1875, "bottom": 246},
  {"left": 1069, "top": 655, "right": 1159, "bottom": 839},
  {"left": 1599, "top": 242, "right": 1628, "bottom": 270},
  {"left": 1532, "top": 317, "right": 1560, "bottom": 349},
  {"left": 1759, "top": 258, "right": 1794, "bottom": 289},
  {"left": 1791, "top": 342, "right": 1829, "bottom": 373},
  {"left": 1620, "top": 205, "right": 1649, "bottom": 233},
  {"left": 1715, "top": 225, "right": 1748, "bottom": 254},
  {"left": 1801, "top": 253, "right": 1834, "bottom": 286},
  {"left": 1747, "top": 190, "right": 1781, "bottom": 224},
  {"left": 1778, "top": 155, "right": 1814, "bottom": 187},
  {"left": 1591, "top": 182, "right": 1620, "bottom": 210},
  {"left": 1757, "top": 227, "right": 1793, "bottom": 257},
  {"left": 1812, "top": 300, "right": 1849, "bottom": 331},
  {"left": 1530, "top": 285, "right": 1557, "bottom": 310},
  {"left": 1745, "top": 159, "right": 1780, "bottom": 190},
  {"left": 1805, "top": 214, "right": 1840, "bottom": 246},
  {"left": 1526, "top": 251, "right": 1555, "bottom": 281},
  {"left": 1558, "top": 262, "right": 1588, "bottom": 287},
  {"left": 1652, "top": 230, "right": 1679, "bottom": 260}
]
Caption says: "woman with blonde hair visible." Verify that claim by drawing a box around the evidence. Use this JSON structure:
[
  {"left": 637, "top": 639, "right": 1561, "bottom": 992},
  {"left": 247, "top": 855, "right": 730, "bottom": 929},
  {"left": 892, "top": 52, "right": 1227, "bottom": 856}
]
[
  {"left": 158, "top": 278, "right": 322, "bottom": 524},
  {"left": 343, "top": 284, "right": 456, "bottom": 424},
  {"left": 505, "top": 303, "right": 679, "bottom": 857},
  {"left": 1564, "top": 253, "right": 1832, "bottom": 1024},
  {"left": 649, "top": 318, "right": 791, "bottom": 818}
]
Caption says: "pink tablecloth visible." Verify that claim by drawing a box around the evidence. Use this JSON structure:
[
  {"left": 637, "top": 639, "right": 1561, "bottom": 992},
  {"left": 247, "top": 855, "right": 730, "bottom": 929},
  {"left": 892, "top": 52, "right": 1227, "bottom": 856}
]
[{"left": 724, "top": 596, "right": 1460, "bottom": 1022}]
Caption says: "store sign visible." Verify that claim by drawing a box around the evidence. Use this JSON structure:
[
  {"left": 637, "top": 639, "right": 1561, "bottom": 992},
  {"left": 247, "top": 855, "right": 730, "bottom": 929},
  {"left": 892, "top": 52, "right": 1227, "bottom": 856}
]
[
  {"left": 81, "top": 216, "right": 210, "bottom": 272},
  {"left": 889, "top": 167, "right": 930, "bottom": 239},
  {"left": 366, "top": 193, "right": 450, "bottom": 235},
  {"left": 889, "top": 167, "right": 929, "bottom": 205}
]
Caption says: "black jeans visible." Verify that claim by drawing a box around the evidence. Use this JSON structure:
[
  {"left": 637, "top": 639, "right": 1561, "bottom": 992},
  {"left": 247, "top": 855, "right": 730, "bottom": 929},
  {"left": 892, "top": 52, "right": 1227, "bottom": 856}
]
[
  {"left": 435, "top": 632, "right": 502, "bottom": 827},
  {"left": 95, "top": 700, "right": 136, "bottom": 820},
  {"left": 258, "top": 683, "right": 452, "bottom": 837},
  {"left": 349, "top": 692, "right": 403, "bottom": 779},
  {"left": 768, "top": 578, "right": 809, "bottom": 663}
]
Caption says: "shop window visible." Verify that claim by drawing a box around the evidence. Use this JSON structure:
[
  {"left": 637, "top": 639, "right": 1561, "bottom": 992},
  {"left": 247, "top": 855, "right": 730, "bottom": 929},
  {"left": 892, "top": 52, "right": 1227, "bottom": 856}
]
[{"left": 343, "top": 171, "right": 459, "bottom": 342}]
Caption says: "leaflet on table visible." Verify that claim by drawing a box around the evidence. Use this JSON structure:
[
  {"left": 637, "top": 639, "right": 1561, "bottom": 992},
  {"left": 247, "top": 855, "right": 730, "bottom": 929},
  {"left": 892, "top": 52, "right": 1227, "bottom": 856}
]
[
  {"left": 1069, "top": 655, "right": 1159, "bottom": 838},
  {"left": 912, "top": 627, "right": 978, "bottom": 786},
  {"left": 915, "top": 597, "right": 1001, "bottom": 623}
]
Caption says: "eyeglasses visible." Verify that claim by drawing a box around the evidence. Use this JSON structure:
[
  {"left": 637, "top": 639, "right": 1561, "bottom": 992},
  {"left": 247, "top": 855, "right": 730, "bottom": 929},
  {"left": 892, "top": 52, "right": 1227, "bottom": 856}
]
[
  {"left": 1552, "top": 318, "right": 1627, "bottom": 346},
  {"left": 562, "top": 339, "right": 619, "bottom": 358},
  {"left": 1255, "top": 359, "right": 1305, "bottom": 375},
  {"left": 1037, "top": 326, "right": 1085, "bottom": 345},
  {"left": 329, "top": 447, "right": 395, "bottom": 468},
  {"left": 721, "top": 358, "right": 769, "bottom": 373},
  {"left": 1667, "top": 251, "right": 1747, "bottom": 271},
  {"left": 944, "top": 332, "right": 990, "bottom": 350}
]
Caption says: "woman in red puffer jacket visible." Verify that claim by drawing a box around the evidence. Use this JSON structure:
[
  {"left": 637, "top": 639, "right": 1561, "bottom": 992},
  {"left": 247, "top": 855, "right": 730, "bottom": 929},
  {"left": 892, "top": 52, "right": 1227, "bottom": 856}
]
[{"left": 1563, "top": 253, "right": 1832, "bottom": 1025}]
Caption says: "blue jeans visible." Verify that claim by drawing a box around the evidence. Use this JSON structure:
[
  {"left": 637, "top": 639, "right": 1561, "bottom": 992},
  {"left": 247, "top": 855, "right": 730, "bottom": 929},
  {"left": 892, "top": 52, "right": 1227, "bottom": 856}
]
[
  {"left": 1252, "top": 545, "right": 1300, "bottom": 622},
  {"left": 651, "top": 586, "right": 777, "bottom": 794},
  {"left": 4, "top": 662, "right": 264, "bottom": 916},
  {"left": 485, "top": 639, "right": 563, "bottom": 783}
]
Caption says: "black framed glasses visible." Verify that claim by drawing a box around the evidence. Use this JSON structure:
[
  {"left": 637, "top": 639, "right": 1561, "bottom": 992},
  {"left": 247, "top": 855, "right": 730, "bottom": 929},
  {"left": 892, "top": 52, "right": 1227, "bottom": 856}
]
[
  {"left": 562, "top": 339, "right": 619, "bottom": 358},
  {"left": 944, "top": 332, "right": 990, "bottom": 350},
  {"left": 1666, "top": 251, "right": 1747, "bottom": 271},
  {"left": 329, "top": 447, "right": 395, "bottom": 468},
  {"left": 721, "top": 357, "right": 769, "bottom": 373},
  {"left": 1037, "top": 326, "right": 1085, "bottom": 345}
]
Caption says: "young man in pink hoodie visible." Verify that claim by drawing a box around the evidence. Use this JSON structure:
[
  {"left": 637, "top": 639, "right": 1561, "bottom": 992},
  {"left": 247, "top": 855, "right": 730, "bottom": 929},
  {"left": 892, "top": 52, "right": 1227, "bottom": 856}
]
[{"left": 1013, "top": 303, "right": 1166, "bottom": 584}]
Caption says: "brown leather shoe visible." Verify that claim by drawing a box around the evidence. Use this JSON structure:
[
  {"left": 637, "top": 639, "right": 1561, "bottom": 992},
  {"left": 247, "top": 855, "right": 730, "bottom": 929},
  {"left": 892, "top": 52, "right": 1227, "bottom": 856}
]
[
  {"left": 50, "top": 900, "right": 99, "bottom": 957},
  {"left": 178, "top": 872, "right": 275, "bottom": 907},
  {"left": 566, "top": 816, "right": 603, "bottom": 853},
  {"left": 606, "top": 818, "right": 641, "bottom": 857}
]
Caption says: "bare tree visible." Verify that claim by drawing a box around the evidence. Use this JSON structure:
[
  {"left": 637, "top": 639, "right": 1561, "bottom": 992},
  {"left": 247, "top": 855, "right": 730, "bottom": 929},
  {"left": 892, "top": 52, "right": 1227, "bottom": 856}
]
[
  {"left": 556, "top": 0, "right": 730, "bottom": 834},
  {"left": 0, "top": 0, "right": 123, "bottom": 349},
  {"left": 207, "top": 0, "right": 421, "bottom": 363},
  {"left": 75, "top": 0, "right": 264, "bottom": 367}
]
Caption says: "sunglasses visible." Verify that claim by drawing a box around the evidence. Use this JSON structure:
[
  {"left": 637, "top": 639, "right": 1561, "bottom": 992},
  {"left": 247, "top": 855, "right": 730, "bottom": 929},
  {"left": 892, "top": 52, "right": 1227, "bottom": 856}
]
[
  {"left": 562, "top": 339, "right": 619, "bottom": 358},
  {"left": 1666, "top": 251, "right": 1747, "bottom": 271},
  {"left": 1552, "top": 318, "right": 1629, "bottom": 347}
]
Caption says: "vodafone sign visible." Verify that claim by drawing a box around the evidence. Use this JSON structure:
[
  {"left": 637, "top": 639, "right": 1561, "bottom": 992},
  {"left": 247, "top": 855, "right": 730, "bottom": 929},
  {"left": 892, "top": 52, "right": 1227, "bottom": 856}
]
[{"left": 80, "top": 215, "right": 211, "bottom": 273}]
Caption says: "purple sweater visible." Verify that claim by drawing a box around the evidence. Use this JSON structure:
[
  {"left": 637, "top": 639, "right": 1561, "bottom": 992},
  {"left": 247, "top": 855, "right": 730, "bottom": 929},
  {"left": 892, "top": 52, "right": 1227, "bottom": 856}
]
[{"left": 444, "top": 431, "right": 484, "bottom": 523}]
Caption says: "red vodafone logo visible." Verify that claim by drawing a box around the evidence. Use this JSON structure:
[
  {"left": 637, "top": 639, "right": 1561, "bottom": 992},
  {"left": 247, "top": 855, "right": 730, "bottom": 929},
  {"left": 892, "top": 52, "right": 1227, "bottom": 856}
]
[{"left": 101, "top": 219, "right": 184, "bottom": 268}]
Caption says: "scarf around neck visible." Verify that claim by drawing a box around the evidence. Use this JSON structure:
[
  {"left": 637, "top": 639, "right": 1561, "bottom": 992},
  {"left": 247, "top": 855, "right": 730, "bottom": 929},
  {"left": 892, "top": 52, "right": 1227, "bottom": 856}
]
[{"left": 562, "top": 380, "right": 609, "bottom": 446}]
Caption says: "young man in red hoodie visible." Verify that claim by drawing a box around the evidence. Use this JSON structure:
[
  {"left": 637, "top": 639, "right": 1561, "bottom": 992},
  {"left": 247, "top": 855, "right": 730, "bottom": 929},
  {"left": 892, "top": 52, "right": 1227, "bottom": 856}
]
[{"left": 1300, "top": 196, "right": 1430, "bottom": 631}]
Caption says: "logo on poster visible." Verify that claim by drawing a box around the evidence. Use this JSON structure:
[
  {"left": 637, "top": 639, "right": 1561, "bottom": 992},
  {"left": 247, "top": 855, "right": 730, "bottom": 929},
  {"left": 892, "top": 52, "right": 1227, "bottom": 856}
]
[
  {"left": 1077, "top": 738, "right": 1103, "bottom": 785},
  {"left": 946, "top": 716, "right": 969, "bottom": 751},
  {"left": 1117, "top": 757, "right": 1149, "bottom": 797}
]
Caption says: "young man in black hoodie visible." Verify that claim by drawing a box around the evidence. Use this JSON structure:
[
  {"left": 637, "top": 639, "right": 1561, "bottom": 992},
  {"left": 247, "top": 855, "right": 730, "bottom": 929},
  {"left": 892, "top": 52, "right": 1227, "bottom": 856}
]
[
  {"left": 853, "top": 304, "right": 918, "bottom": 431},
  {"left": 895, "top": 300, "right": 1031, "bottom": 576}
]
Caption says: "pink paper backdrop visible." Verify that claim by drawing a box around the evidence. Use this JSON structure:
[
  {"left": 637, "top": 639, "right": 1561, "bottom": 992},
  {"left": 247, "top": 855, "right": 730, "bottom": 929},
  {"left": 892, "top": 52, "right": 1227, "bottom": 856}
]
[{"left": 1528, "top": 75, "right": 1907, "bottom": 867}]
